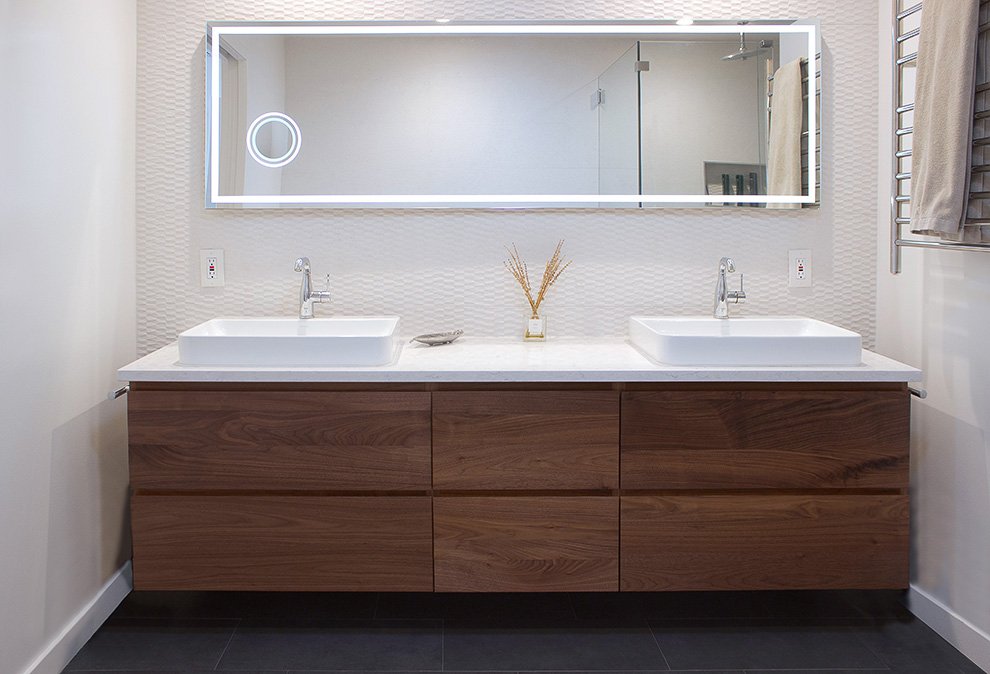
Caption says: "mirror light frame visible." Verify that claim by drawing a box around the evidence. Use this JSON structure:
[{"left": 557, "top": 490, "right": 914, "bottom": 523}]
[{"left": 208, "top": 21, "right": 818, "bottom": 208}]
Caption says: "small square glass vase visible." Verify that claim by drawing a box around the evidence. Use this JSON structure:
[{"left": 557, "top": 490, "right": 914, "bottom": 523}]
[{"left": 524, "top": 313, "right": 547, "bottom": 340}]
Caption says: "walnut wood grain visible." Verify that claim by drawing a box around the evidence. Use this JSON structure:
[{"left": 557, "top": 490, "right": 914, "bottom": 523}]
[
  {"left": 621, "top": 390, "right": 909, "bottom": 490},
  {"left": 124, "top": 383, "right": 912, "bottom": 594},
  {"left": 130, "top": 495, "right": 433, "bottom": 591},
  {"left": 621, "top": 494, "right": 910, "bottom": 591},
  {"left": 128, "top": 390, "right": 431, "bottom": 491},
  {"left": 434, "top": 496, "right": 619, "bottom": 592},
  {"left": 433, "top": 391, "right": 619, "bottom": 490}
]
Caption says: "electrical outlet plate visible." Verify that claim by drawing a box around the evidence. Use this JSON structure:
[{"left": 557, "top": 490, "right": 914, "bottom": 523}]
[
  {"left": 788, "top": 249, "right": 812, "bottom": 288},
  {"left": 200, "top": 249, "right": 225, "bottom": 287}
]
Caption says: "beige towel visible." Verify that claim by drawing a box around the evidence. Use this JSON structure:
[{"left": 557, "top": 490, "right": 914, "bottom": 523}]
[
  {"left": 767, "top": 58, "right": 805, "bottom": 209},
  {"left": 910, "top": 0, "right": 986, "bottom": 242}
]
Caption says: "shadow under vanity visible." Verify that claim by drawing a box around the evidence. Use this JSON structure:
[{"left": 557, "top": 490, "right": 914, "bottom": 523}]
[{"left": 120, "top": 343, "right": 917, "bottom": 593}]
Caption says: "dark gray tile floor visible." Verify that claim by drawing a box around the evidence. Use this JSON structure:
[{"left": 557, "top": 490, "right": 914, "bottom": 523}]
[{"left": 63, "top": 590, "right": 986, "bottom": 674}]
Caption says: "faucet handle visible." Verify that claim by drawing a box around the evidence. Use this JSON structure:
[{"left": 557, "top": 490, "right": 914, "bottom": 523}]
[{"left": 728, "top": 273, "right": 746, "bottom": 303}]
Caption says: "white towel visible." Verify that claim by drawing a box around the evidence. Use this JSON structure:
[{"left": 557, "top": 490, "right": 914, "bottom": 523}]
[
  {"left": 910, "top": 0, "right": 986, "bottom": 242},
  {"left": 766, "top": 58, "right": 805, "bottom": 209}
]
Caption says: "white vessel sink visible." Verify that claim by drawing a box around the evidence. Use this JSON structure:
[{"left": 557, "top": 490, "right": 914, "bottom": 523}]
[
  {"left": 629, "top": 316, "right": 862, "bottom": 366},
  {"left": 178, "top": 317, "right": 399, "bottom": 366}
]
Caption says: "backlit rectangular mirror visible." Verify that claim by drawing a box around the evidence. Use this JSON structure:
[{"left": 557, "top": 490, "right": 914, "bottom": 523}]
[{"left": 206, "top": 21, "right": 820, "bottom": 209}]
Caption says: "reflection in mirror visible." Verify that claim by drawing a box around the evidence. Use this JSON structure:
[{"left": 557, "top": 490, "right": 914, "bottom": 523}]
[
  {"left": 206, "top": 22, "right": 819, "bottom": 209},
  {"left": 632, "top": 37, "right": 776, "bottom": 208}
]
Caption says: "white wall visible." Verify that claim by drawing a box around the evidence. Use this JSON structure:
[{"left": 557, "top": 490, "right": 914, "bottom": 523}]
[
  {"left": 136, "top": 0, "right": 879, "bottom": 354},
  {"left": 239, "top": 35, "right": 287, "bottom": 197},
  {"left": 877, "top": 2, "right": 990, "bottom": 671},
  {"left": 640, "top": 40, "right": 763, "bottom": 195},
  {"left": 0, "top": 2, "right": 136, "bottom": 674},
  {"left": 277, "top": 35, "right": 629, "bottom": 198}
]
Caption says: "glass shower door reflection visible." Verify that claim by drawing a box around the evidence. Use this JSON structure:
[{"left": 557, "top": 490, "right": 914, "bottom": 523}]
[
  {"left": 597, "top": 43, "right": 641, "bottom": 207},
  {"left": 638, "top": 39, "right": 771, "bottom": 206}
]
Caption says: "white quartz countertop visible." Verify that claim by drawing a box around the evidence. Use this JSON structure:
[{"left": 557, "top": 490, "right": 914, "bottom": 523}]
[{"left": 118, "top": 337, "right": 922, "bottom": 383}]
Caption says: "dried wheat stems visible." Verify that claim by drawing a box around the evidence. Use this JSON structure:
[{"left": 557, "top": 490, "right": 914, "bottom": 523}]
[{"left": 503, "top": 239, "right": 571, "bottom": 316}]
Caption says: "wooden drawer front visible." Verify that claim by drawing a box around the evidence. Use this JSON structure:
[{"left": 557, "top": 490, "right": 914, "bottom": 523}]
[
  {"left": 434, "top": 496, "right": 619, "bottom": 592},
  {"left": 621, "top": 495, "right": 909, "bottom": 591},
  {"left": 128, "top": 390, "right": 431, "bottom": 491},
  {"left": 621, "top": 390, "right": 909, "bottom": 490},
  {"left": 131, "top": 495, "right": 433, "bottom": 591},
  {"left": 433, "top": 391, "right": 619, "bottom": 490}
]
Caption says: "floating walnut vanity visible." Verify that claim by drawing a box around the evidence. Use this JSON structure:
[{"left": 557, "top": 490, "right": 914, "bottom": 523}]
[{"left": 119, "top": 339, "right": 920, "bottom": 593}]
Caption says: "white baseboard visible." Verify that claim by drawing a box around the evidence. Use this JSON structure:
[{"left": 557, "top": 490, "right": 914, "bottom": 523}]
[
  {"left": 19, "top": 561, "right": 133, "bottom": 674},
  {"left": 907, "top": 584, "right": 990, "bottom": 673}
]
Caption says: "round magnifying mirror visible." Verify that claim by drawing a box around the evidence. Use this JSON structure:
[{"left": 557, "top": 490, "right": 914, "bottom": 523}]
[{"left": 246, "top": 112, "right": 301, "bottom": 168}]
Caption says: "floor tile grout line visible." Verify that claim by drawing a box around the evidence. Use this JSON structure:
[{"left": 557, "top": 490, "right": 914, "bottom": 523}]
[
  {"left": 106, "top": 615, "right": 243, "bottom": 622},
  {"left": 363, "top": 617, "right": 447, "bottom": 623},
  {"left": 735, "top": 662, "right": 896, "bottom": 672},
  {"left": 644, "top": 616, "right": 672, "bottom": 671},
  {"left": 212, "top": 616, "right": 241, "bottom": 670},
  {"left": 566, "top": 592, "right": 578, "bottom": 621},
  {"left": 744, "top": 667, "right": 900, "bottom": 674},
  {"left": 846, "top": 620, "right": 896, "bottom": 673}
]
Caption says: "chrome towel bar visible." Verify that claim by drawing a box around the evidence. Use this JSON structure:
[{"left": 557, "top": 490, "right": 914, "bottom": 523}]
[{"left": 108, "top": 385, "right": 129, "bottom": 400}]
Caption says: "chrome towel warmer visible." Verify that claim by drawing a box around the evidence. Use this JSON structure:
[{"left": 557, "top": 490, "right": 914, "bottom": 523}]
[{"left": 891, "top": 0, "right": 990, "bottom": 274}]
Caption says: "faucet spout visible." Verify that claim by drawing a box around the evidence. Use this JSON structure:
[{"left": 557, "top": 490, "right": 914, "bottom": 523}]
[{"left": 294, "top": 257, "right": 331, "bottom": 319}]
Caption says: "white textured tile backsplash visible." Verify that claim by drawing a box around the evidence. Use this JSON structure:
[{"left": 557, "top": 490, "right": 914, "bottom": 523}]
[{"left": 136, "top": 0, "right": 879, "bottom": 355}]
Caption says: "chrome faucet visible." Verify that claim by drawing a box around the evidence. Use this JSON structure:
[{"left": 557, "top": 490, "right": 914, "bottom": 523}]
[
  {"left": 713, "top": 257, "right": 746, "bottom": 319},
  {"left": 294, "top": 257, "right": 332, "bottom": 319}
]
